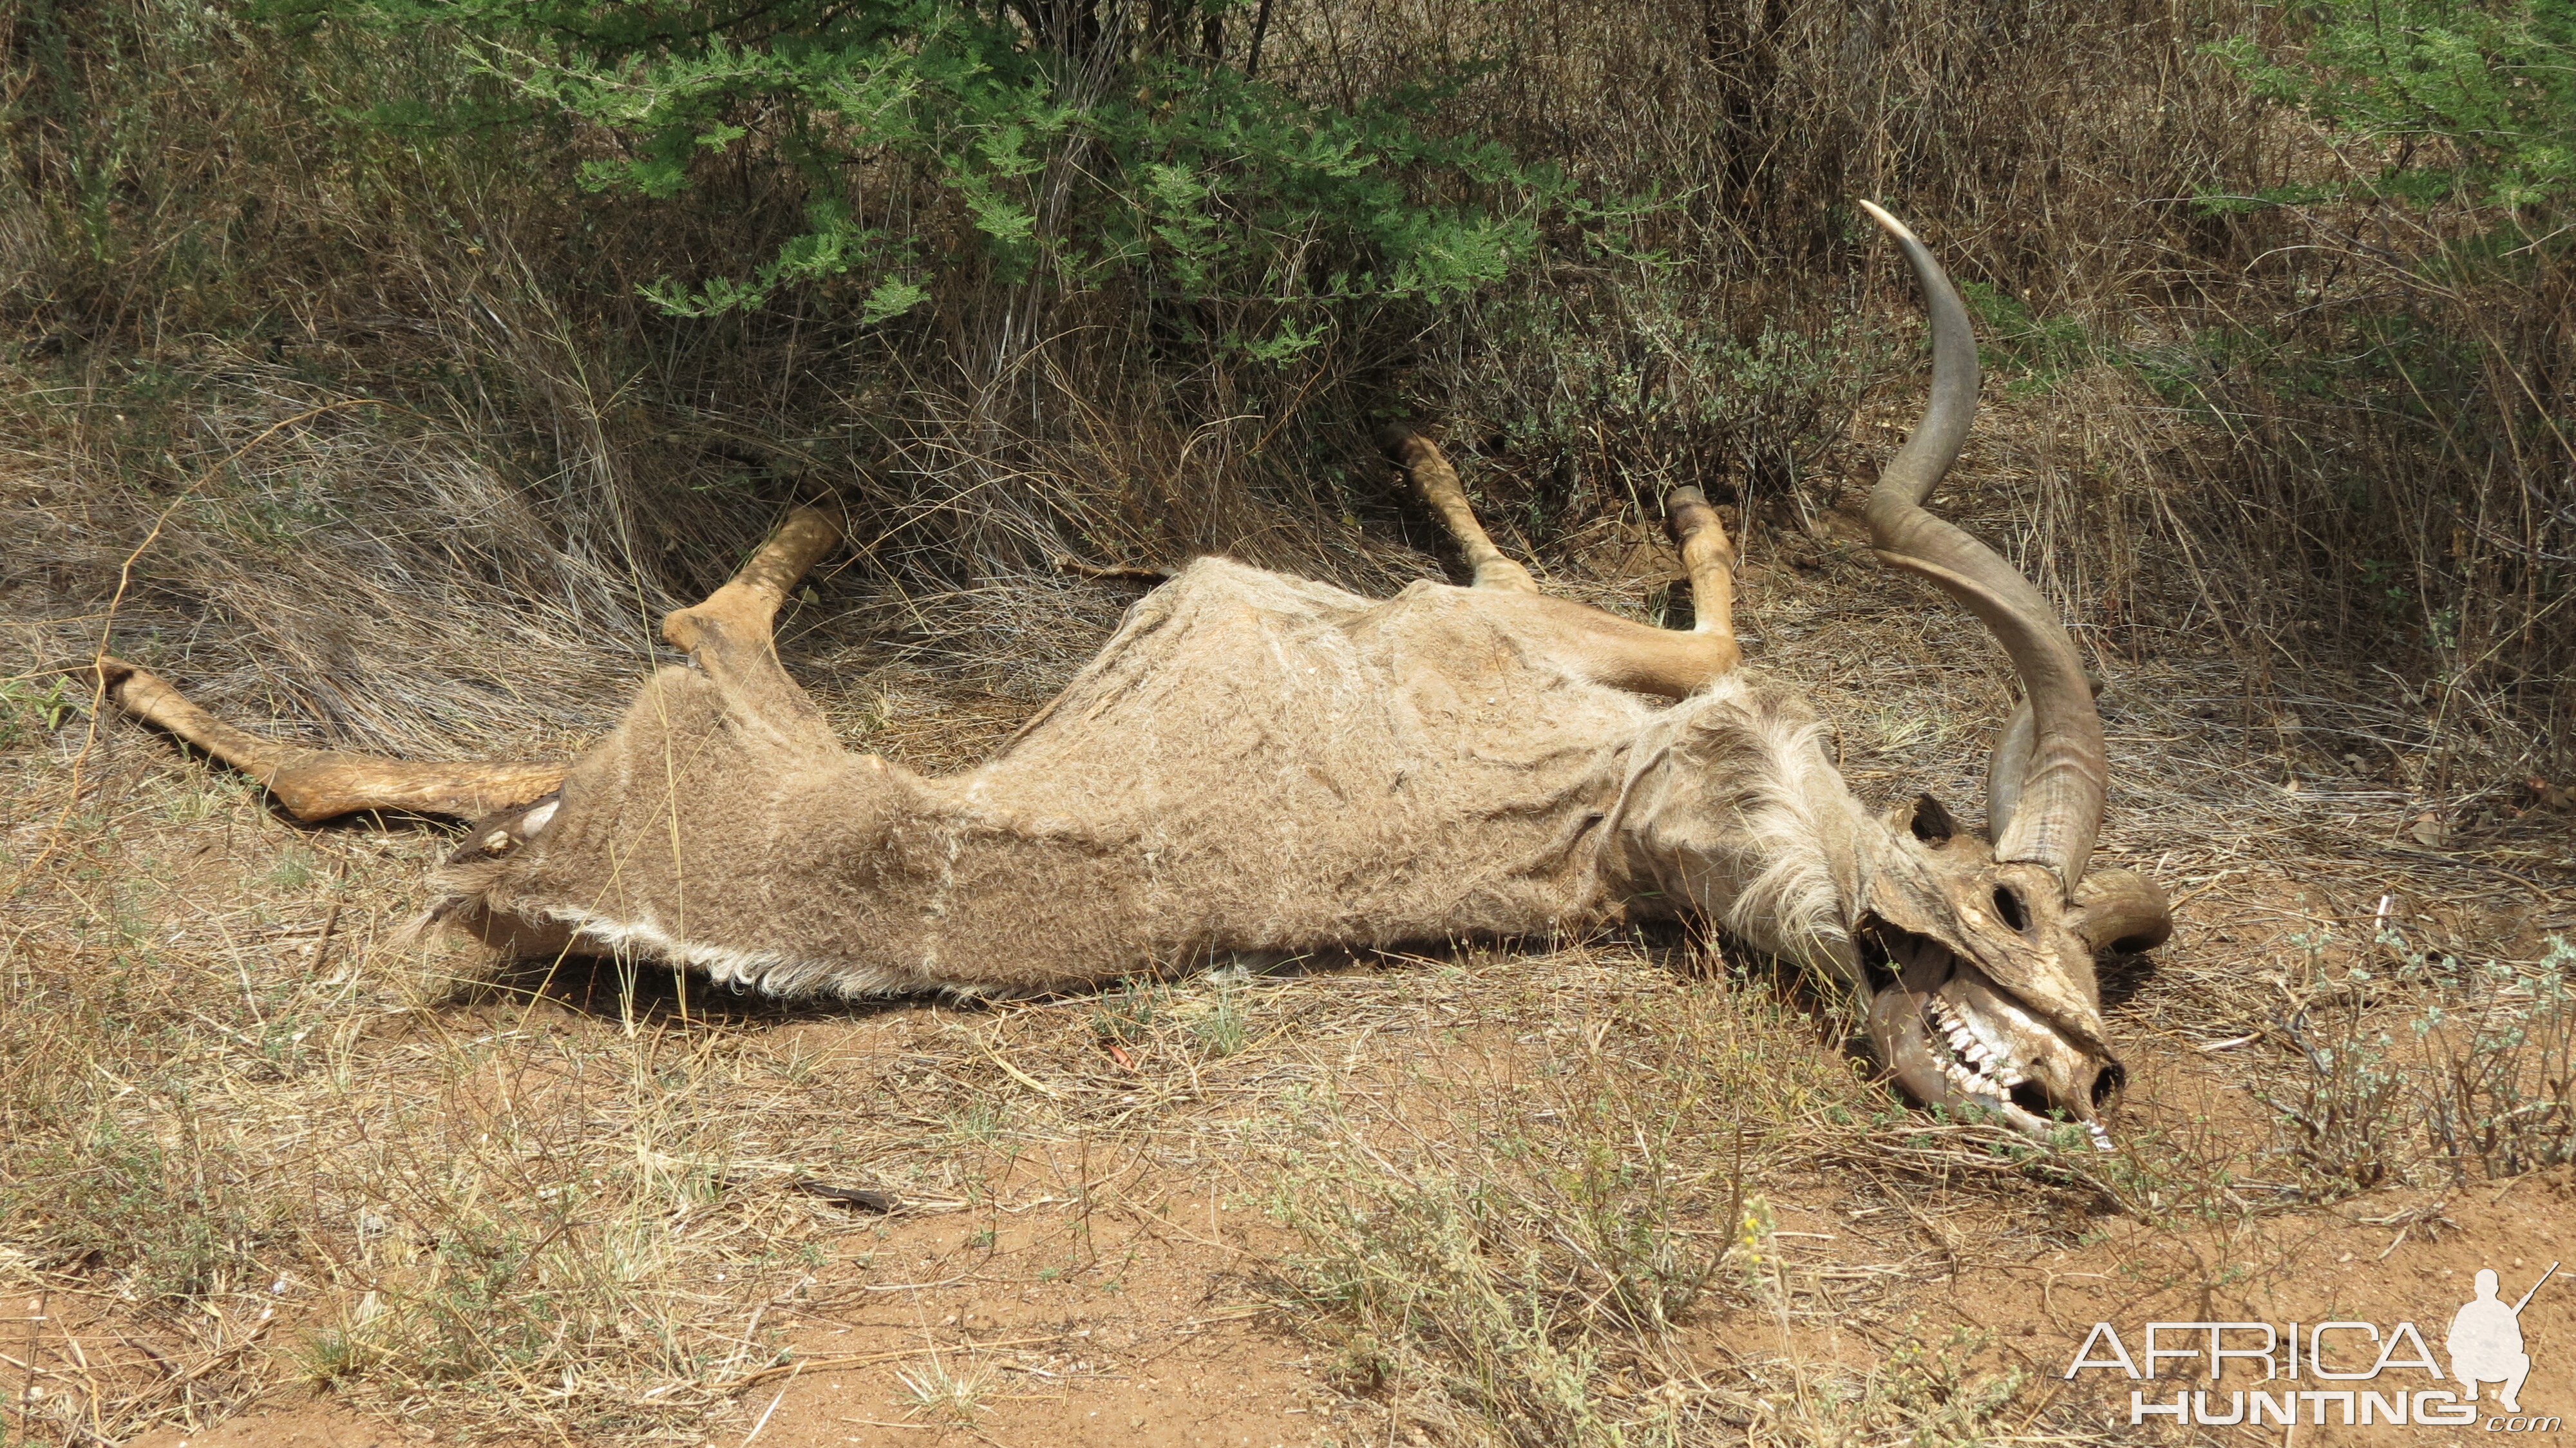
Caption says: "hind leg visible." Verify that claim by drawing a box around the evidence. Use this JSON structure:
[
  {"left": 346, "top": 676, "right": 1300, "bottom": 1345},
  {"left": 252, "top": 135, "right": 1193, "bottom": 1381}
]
[
  {"left": 102, "top": 506, "right": 847, "bottom": 824},
  {"left": 1662, "top": 486, "right": 1738, "bottom": 644},
  {"left": 1376, "top": 428, "right": 1745, "bottom": 697},
  {"left": 1379, "top": 428, "right": 1540, "bottom": 592}
]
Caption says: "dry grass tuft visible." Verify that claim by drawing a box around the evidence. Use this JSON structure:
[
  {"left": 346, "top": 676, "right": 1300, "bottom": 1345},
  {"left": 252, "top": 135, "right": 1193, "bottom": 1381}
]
[{"left": 1259, "top": 958, "right": 1823, "bottom": 1445}]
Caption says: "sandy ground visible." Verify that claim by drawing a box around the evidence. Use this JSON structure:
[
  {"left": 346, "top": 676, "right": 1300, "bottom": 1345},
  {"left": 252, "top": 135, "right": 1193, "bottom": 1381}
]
[{"left": 99, "top": 920, "right": 2576, "bottom": 1447}]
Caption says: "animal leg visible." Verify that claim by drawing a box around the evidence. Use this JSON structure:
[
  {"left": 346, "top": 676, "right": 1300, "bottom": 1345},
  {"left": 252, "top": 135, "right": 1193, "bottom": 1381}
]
[
  {"left": 96, "top": 658, "right": 565, "bottom": 823},
  {"left": 1372, "top": 427, "right": 1743, "bottom": 697},
  {"left": 1489, "top": 482, "right": 1745, "bottom": 695},
  {"left": 1662, "top": 486, "right": 1737, "bottom": 643},
  {"left": 100, "top": 507, "right": 844, "bottom": 824},
  {"left": 1379, "top": 428, "right": 1539, "bottom": 592},
  {"left": 656, "top": 505, "right": 846, "bottom": 752}
]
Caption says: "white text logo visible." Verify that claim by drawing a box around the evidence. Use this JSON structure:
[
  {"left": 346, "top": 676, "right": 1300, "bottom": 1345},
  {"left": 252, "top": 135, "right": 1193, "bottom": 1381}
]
[{"left": 2063, "top": 1262, "right": 2556, "bottom": 1429}]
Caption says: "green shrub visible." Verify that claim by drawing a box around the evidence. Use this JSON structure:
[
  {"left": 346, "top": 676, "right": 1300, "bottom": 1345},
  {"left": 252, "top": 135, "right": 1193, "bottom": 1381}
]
[
  {"left": 2211, "top": 0, "right": 2576, "bottom": 208},
  {"left": 2255, "top": 931, "right": 2576, "bottom": 1194},
  {"left": 271, "top": 0, "right": 1578, "bottom": 360},
  {"left": 2200, "top": 0, "right": 2573, "bottom": 726}
]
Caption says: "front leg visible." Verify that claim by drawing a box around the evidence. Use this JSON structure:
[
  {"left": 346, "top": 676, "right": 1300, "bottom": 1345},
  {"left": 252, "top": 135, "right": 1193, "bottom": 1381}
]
[
  {"left": 98, "top": 507, "right": 846, "bottom": 824},
  {"left": 657, "top": 505, "right": 846, "bottom": 754},
  {"left": 97, "top": 658, "right": 565, "bottom": 823},
  {"left": 1379, "top": 428, "right": 1540, "bottom": 592}
]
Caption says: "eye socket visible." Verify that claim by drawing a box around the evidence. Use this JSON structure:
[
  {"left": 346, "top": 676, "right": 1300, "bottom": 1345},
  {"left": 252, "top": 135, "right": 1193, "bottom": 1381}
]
[{"left": 1992, "top": 884, "right": 2029, "bottom": 933}]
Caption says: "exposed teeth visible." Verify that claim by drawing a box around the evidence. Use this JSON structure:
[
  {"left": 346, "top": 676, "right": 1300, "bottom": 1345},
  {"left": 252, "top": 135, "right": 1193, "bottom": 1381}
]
[
  {"left": 1946, "top": 1060, "right": 1999, "bottom": 1093},
  {"left": 1919, "top": 1003, "right": 2104, "bottom": 1142},
  {"left": 1926, "top": 1002, "right": 2036, "bottom": 1100}
]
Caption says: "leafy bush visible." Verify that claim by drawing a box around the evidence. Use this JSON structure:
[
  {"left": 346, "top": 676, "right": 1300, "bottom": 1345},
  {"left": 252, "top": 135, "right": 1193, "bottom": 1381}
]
[
  {"left": 2211, "top": 0, "right": 2576, "bottom": 207},
  {"left": 2414, "top": 933, "right": 2576, "bottom": 1179},
  {"left": 278, "top": 0, "right": 1571, "bottom": 359},
  {"left": 2199, "top": 0, "right": 2573, "bottom": 741}
]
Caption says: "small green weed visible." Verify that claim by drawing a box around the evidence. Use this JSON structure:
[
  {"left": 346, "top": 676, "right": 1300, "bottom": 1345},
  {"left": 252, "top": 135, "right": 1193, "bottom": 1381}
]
[
  {"left": 896, "top": 1358, "right": 994, "bottom": 1424},
  {"left": 941, "top": 1097, "right": 1007, "bottom": 1145},
  {"left": 0, "top": 677, "right": 77, "bottom": 750},
  {"left": 2254, "top": 929, "right": 2576, "bottom": 1193},
  {"left": 1186, "top": 981, "right": 1248, "bottom": 1059},
  {"left": 267, "top": 847, "right": 317, "bottom": 891},
  {"left": 1089, "top": 980, "right": 1162, "bottom": 1047}
]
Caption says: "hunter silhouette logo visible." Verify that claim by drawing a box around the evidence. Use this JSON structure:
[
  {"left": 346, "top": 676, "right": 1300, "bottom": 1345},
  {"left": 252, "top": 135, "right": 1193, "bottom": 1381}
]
[
  {"left": 2065, "top": 1260, "right": 2560, "bottom": 1429},
  {"left": 2453, "top": 1263, "right": 2556, "bottom": 1415}
]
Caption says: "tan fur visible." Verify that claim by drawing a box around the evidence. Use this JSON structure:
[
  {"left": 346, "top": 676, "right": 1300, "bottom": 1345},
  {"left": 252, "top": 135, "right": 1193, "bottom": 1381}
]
[{"left": 438, "top": 559, "right": 1669, "bottom": 996}]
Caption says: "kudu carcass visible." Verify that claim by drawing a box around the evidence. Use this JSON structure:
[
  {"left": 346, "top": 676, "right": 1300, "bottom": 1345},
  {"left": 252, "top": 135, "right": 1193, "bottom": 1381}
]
[{"left": 99, "top": 204, "right": 2170, "bottom": 1144}]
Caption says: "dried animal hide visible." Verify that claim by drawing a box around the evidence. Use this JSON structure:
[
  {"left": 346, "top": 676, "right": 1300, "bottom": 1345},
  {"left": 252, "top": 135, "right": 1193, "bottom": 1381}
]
[{"left": 439, "top": 558, "right": 1855, "bottom": 998}]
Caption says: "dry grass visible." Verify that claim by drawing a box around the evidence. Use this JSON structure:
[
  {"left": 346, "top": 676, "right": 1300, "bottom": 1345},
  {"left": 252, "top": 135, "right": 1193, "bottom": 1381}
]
[{"left": 3, "top": 0, "right": 2573, "bottom": 1443}]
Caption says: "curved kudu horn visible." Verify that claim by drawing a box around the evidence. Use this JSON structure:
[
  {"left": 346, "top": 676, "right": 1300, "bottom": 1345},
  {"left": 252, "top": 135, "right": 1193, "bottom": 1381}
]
[
  {"left": 1855, "top": 200, "right": 2106, "bottom": 895},
  {"left": 1988, "top": 672, "right": 2106, "bottom": 854},
  {"left": 2072, "top": 866, "right": 2175, "bottom": 955}
]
